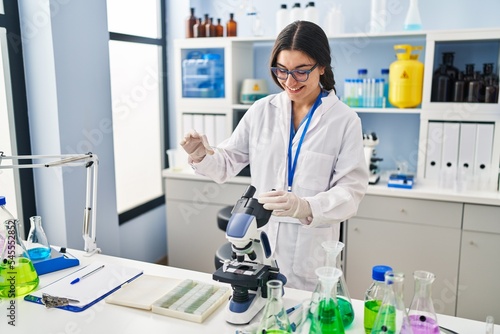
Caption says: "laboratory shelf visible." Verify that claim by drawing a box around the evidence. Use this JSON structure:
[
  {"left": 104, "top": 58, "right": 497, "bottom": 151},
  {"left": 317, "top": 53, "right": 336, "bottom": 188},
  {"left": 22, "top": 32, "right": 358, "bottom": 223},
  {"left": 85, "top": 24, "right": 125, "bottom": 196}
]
[{"left": 354, "top": 107, "right": 421, "bottom": 114}]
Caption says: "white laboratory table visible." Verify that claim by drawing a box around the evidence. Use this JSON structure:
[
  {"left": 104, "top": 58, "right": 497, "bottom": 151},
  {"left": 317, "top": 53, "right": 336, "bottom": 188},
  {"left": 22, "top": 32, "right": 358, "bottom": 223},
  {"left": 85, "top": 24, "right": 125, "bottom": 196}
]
[{"left": 1, "top": 249, "right": 497, "bottom": 334}]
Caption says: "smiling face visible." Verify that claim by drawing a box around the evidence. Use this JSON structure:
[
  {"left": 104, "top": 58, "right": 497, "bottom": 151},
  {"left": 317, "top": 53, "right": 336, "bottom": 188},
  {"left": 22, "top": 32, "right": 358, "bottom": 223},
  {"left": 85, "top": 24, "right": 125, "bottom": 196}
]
[{"left": 275, "top": 49, "right": 324, "bottom": 108}]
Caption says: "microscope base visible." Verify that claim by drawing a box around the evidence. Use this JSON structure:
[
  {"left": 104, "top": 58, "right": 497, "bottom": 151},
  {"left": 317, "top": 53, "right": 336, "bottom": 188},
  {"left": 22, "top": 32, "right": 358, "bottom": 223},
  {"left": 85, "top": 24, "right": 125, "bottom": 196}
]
[
  {"left": 225, "top": 290, "right": 266, "bottom": 324},
  {"left": 368, "top": 173, "right": 380, "bottom": 185}
]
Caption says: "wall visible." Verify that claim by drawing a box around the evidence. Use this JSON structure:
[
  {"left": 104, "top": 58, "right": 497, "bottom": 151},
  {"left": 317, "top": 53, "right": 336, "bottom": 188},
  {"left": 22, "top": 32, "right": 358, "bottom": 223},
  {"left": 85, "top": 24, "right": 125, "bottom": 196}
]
[{"left": 18, "top": 0, "right": 121, "bottom": 256}]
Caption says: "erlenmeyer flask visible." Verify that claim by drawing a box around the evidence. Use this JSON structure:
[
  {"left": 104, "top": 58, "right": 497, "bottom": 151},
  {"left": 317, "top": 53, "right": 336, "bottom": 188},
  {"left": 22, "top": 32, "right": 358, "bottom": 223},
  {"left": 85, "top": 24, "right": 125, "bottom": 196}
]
[
  {"left": 408, "top": 271, "right": 439, "bottom": 334},
  {"left": 0, "top": 219, "right": 39, "bottom": 298},
  {"left": 322, "top": 241, "right": 355, "bottom": 327},
  {"left": 312, "top": 266, "right": 345, "bottom": 334},
  {"left": 295, "top": 300, "right": 321, "bottom": 334},
  {"left": 257, "top": 279, "right": 292, "bottom": 333},
  {"left": 371, "top": 271, "right": 413, "bottom": 334},
  {"left": 27, "top": 215, "right": 51, "bottom": 260}
]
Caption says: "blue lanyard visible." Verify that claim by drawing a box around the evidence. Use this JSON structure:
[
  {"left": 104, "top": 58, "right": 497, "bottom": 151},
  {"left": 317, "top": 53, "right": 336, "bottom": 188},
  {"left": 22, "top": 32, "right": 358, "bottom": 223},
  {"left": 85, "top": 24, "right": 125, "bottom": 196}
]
[{"left": 287, "top": 91, "right": 323, "bottom": 192}]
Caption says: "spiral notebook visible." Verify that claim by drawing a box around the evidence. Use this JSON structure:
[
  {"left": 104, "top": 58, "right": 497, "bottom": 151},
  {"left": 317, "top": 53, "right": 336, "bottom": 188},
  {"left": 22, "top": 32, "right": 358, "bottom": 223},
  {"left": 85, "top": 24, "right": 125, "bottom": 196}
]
[{"left": 24, "top": 261, "right": 143, "bottom": 312}]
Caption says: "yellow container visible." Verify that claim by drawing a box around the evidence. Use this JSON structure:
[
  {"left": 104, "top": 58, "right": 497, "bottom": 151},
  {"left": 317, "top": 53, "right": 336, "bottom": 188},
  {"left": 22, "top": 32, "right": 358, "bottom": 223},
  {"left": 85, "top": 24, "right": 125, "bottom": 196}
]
[{"left": 389, "top": 45, "right": 424, "bottom": 108}]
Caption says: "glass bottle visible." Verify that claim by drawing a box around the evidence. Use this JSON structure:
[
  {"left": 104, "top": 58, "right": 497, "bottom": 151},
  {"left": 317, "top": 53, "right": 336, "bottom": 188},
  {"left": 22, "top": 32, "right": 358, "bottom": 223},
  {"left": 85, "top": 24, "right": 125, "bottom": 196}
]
[
  {"left": 205, "top": 17, "right": 216, "bottom": 37},
  {"left": 257, "top": 279, "right": 292, "bottom": 333},
  {"left": 364, "top": 265, "right": 393, "bottom": 334},
  {"left": 215, "top": 18, "right": 224, "bottom": 37},
  {"left": 312, "top": 266, "right": 345, "bottom": 334},
  {"left": 431, "top": 65, "right": 451, "bottom": 102},
  {"left": 404, "top": 0, "right": 422, "bottom": 31},
  {"left": 371, "top": 271, "right": 413, "bottom": 334},
  {"left": 453, "top": 72, "right": 466, "bottom": 102},
  {"left": 0, "top": 196, "right": 16, "bottom": 253},
  {"left": 226, "top": 13, "right": 237, "bottom": 37},
  {"left": 408, "top": 270, "right": 439, "bottom": 334},
  {"left": 27, "top": 215, "right": 51, "bottom": 261},
  {"left": 185, "top": 7, "right": 196, "bottom": 38},
  {"left": 193, "top": 18, "right": 204, "bottom": 38},
  {"left": 321, "top": 241, "right": 355, "bottom": 328},
  {"left": 0, "top": 219, "right": 39, "bottom": 298}
]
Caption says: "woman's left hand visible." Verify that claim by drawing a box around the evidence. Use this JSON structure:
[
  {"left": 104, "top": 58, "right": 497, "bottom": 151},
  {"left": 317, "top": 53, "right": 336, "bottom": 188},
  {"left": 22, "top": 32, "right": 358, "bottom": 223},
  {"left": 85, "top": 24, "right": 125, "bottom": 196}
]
[{"left": 258, "top": 190, "right": 312, "bottom": 220}]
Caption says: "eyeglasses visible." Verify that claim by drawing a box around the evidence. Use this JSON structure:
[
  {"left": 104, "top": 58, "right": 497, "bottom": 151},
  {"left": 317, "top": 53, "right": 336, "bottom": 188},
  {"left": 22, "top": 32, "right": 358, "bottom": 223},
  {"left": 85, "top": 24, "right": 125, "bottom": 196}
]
[{"left": 270, "top": 63, "right": 319, "bottom": 82}]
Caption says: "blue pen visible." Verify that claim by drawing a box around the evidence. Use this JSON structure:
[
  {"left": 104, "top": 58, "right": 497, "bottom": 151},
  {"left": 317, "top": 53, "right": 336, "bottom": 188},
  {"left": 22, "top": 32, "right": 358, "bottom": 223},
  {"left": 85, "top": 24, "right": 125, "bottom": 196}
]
[{"left": 70, "top": 265, "right": 105, "bottom": 285}]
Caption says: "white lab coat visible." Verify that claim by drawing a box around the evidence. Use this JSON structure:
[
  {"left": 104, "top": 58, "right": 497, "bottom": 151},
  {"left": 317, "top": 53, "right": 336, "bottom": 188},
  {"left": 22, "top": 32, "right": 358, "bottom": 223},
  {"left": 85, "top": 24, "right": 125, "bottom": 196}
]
[{"left": 193, "top": 90, "right": 369, "bottom": 290}]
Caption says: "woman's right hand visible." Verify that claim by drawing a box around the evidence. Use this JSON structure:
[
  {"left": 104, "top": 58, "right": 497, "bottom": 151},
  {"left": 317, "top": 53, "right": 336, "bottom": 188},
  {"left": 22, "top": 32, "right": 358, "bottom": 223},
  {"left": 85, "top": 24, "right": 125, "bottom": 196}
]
[{"left": 180, "top": 130, "right": 214, "bottom": 163}]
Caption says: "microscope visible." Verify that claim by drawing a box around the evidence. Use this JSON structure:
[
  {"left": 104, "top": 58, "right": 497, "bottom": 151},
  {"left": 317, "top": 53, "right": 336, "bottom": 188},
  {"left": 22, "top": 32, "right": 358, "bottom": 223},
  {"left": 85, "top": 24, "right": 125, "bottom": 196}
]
[
  {"left": 363, "top": 132, "right": 383, "bottom": 184},
  {"left": 212, "top": 185, "right": 284, "bottom": 325}
]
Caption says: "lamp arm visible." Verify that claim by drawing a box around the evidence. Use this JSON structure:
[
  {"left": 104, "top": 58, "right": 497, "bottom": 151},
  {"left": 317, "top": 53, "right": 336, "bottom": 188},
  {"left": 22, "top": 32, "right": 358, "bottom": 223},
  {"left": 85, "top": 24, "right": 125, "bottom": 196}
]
[{"left": 0, "top": 151, "right": 101, "bottom": 255}]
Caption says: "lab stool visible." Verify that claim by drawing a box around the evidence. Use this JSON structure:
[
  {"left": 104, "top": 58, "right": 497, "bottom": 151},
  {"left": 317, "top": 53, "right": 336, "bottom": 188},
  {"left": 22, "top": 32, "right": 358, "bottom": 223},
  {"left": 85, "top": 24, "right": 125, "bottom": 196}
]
[{"left": 214, "top": 205, "right": 234, "bottom": 270}]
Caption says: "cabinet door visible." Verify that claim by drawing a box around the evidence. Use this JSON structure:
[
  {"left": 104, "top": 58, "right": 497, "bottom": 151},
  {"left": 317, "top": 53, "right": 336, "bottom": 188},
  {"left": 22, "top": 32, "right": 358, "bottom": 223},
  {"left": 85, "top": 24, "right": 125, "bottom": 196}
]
[
  {"left": 345, "top": 217, "right": 461, "bottom": 316},
  {"left": 457, "top": 231, "right": 500, "bottom": 322},
  {"left": 457, "top": 204, "right": 500, "bottom": 322}
]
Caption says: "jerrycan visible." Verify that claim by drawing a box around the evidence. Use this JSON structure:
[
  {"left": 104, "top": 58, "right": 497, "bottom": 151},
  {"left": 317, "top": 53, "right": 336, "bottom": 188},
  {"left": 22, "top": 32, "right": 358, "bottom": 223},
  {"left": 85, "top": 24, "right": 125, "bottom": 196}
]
[{"left": 389, "top": 44, "right": 424, "bottom": 108}]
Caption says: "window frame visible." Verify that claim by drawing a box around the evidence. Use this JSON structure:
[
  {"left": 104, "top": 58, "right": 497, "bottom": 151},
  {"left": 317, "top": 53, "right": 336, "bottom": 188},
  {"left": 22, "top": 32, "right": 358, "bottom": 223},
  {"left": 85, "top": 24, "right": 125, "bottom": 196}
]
[
  {"left": 0, "top": 0, "right": 35, "bottom": 236},
  {"left": 108, "top": 0, "right": 170, "bottom": 225}
]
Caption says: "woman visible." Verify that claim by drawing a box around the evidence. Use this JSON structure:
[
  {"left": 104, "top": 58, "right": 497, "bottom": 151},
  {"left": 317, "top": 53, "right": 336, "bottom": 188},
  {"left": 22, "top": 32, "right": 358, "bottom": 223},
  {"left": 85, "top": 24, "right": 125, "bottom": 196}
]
[{"left": 180, "top": 21, "right": 368, "bottom": 291}]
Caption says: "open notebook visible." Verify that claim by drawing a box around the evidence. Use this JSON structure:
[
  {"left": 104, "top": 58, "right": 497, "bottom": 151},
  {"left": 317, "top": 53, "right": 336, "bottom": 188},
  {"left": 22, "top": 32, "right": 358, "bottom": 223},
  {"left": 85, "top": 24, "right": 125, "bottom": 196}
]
[
  {"left": 24, "top": 261, "right": 143, "bottom": 312},
  {"left": 105, "top": 275, "right": 231, "bottom": 323}
]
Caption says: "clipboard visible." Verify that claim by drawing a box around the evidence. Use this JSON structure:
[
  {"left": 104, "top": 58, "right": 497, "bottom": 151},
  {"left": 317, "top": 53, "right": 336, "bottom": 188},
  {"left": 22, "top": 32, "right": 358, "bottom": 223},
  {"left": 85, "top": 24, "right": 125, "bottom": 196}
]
[{"left": 24, "top": 261, "right": 143, "bottom": 312}]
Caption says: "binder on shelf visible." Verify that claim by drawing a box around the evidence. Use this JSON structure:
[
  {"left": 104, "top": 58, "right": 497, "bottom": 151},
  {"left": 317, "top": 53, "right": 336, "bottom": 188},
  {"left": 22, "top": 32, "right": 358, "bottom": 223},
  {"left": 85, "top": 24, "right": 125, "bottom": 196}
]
[
  {"left": 458, "top": 123, "right": 477, "bottom": 176},
  {"left": 192, "top": 114, "right": 204, "bottom": 134},
  {"left": 214, "top": 115, "right": 226, "bottom": 146},
  {"left": 439, "top": 122, "right": 460, "bottom": 189},
  {"left": 182, "top": 113, "right": 194, "bottom": 134},
  {"left": 204, "top": 114, "right": 216, "bottom": 145},
  {"left": 24, "top": 261, "right": 143, "bottom": 312},
  {"left": 474, "top": 123, "right": 494, "bottom": 189},
  {"left": 425, "top": 121, "right": 444, "bottom": 180}
]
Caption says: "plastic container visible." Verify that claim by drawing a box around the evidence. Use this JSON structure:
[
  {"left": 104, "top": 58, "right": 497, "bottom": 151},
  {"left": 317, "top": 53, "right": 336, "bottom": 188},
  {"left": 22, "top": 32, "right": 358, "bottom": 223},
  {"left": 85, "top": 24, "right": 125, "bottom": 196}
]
[
  {"left": 389, "top": 44, "right": 424, "bottom": 108},
  {"left": 364, "top": 265, "right": 393, "bottom": 334},
  {"left": 326, "top": 5, "right": 344, "bottom": 36},
  {"left": 182, "top": 52, "right": 224, "bottom": 98},
  {"left": 304, "top": 2, "right": 319, "bottom": 25},
  {"left": 381, "top": 68, "right": 392, "bottom": 107},
  {"left": 290, "top": 3, "right": 303, "bottom": 22},
  {"left": 276, "top": 4, "right": 289, "bottom": 36}
]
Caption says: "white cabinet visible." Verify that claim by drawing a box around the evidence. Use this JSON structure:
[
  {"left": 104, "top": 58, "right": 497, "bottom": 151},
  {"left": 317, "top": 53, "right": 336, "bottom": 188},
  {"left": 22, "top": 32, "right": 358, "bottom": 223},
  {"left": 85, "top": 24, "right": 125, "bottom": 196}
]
[
  {"left": 457, "top": 204, "right": 500, "bottom": 322},
  {"left": 163, "top": 171, "right": 249, "bottom": 273},
  {"left": 344, "top": 194, "right": 463, "bottom": 316}
]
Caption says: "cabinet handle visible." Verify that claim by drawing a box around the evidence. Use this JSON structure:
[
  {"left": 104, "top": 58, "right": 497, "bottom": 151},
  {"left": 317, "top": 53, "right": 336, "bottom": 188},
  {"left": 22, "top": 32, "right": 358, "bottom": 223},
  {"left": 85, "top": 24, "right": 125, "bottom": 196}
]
[
  {"left": 469, "top": 240, "right": 476, "bottom": 246},
  {"left": 400, "top": 208, "right": 406, "bottom": 213},
  {"left": 354, "top": 227, "right": 359, "bottom": 232}
]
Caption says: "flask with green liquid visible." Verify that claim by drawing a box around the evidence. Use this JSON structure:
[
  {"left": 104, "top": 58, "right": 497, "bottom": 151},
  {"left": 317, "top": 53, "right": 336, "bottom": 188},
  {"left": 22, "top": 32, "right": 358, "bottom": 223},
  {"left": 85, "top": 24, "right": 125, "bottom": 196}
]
[
  {"left": 0, "top": 219, "right": 39, "bottom": 298},
  {"left": 364, "top": 265, "right": 392, "bottom": 334},
  {"left": 321, "top": 241, "right": 355, "bottom": 327},
  {"left": 312, "top": 266, "right": 345, "bottom": 334}
]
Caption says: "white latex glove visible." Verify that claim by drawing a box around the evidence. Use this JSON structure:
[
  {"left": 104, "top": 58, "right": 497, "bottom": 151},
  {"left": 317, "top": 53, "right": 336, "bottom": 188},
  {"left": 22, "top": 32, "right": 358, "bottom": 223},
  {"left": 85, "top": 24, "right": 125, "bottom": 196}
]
[
  {"left": 258, "top": 190, "right": 312, "bottom": 220},
  {"left": 179, "top": 130, "right": 215, "bottom": 163}
]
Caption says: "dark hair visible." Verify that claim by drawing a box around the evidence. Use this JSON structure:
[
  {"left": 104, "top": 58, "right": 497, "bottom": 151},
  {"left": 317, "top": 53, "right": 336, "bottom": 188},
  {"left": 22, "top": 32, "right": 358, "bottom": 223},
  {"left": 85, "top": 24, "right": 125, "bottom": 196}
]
[{"left": 269, "top": 21, "right": 335, "bottom": 92}]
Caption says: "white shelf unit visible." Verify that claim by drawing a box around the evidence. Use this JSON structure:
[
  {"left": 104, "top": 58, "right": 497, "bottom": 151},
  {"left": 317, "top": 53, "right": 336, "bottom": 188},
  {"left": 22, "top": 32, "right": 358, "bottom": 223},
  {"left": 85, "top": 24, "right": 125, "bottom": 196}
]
[
  {"left": 173, "top": 28, "right": 500, "bottom": 191},
  {"left": 417, "top": 29, "right": 500, "bottom": 190}
]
